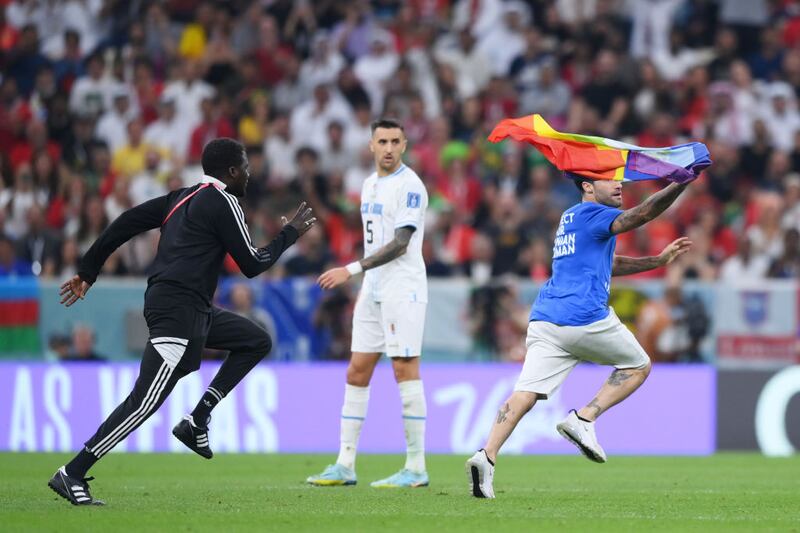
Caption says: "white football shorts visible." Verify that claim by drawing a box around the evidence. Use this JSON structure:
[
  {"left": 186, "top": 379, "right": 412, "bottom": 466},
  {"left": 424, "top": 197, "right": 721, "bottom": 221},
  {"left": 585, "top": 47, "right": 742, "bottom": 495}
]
[
  {"left": 350, "top": 290, "right": 426, "bottom": 358},
  {"left": 515, "top": 307, "right": 650, "bottom": 398}
]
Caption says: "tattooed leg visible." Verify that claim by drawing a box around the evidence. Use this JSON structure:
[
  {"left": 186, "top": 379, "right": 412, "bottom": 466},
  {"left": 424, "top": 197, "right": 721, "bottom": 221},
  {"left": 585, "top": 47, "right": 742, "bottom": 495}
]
[
  {"left": 607, "top": 369, "right": 634, "bottom": 386},
  {"left": 483, "top": 391, "right": 537, "bottom": 463},
  {"left": 586, "top": 397, "right": 604, "bottom": 419},
  {"left": 577, "top": 364, "right": 651, "bottom": 422},
  {"left": 496, "top": 403, "right": 511, "bottom": 424}
]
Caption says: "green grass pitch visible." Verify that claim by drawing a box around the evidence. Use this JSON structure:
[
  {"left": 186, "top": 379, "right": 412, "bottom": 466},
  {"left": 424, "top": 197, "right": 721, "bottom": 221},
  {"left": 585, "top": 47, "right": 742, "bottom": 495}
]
[{"left": 1, "top": 453, "right": 798, "bottom": 532}]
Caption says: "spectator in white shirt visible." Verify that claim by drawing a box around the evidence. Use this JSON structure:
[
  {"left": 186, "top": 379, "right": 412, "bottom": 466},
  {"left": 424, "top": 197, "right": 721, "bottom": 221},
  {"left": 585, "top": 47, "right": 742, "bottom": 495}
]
[
  {"left": 703, "top": 81, "right": 753, "bottom": 147},
  {"left": 42, "top": 0, "right": 102, "bottom": 60},
  {"left": 344, "top": 102, "right": 372, "bottom": 154},
  {"left": 630, "top": 0, "right": 684, "bottom": 59},
  {"left": 161, "top": 59, "right": 215, "bottom": 134},
  {"left": 264, "top": 113, "right": 296, "bottom": 186},
  {"left": 652, "top": 28, "right": 714, "bottom": 83},
  {"left": 747, "top": 192, "right": 786, "bottom": 260},
  {"left": 69, "top": 52, "right": 113, "bottom": 117},
  {"left": 0, "top": 164, "right": 48, "bottom": 240},
  {"left": 344, "top": 147, "right": 374, "bottom": 198},
  {"left": 451, "top": 0, "right": 504, "bottom": 40},
  {"left": 477, "top": 1, "right": 528, "bottom": 77},
  {"left": 272, "top": 55, "right": 307, "bottom": 114},
  {"left": 354, "top": 28, "right": 400, "bottom": 115},
  {"left": 781, "top": 174, "right": 800, "bottom": 232},
  {"left": 289, "top": 83, "right": 353, "bottom": 153},
  {"left": 433, "top": 28, "right": 492, "bottom": 100},
  {"left": 719, "top": 234, "right": 770, "bottom": 282},
  {"left": 95, "top": 87, "right": 138, "bottom": 153},
  {"left": 300, "top": 32, "right": 346, "bottom": 93},
  {"left": 129, "top": 149, "right": 168, "bottom": 207},
  {"left": 520, "top": 57, "right": 571, "bottom": 119},
  {"left": 760, "top": 82, "right": 800, "bottom": 152},
  {"left": 320, "top": 121, "right": 353, "bottom": 175},
  {"left": 144, "top": 94, "right": 192, "bottom": 164}
]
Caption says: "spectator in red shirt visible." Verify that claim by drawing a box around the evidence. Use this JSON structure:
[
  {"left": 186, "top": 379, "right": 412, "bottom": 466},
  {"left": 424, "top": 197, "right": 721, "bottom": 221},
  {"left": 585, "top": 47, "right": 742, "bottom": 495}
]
[
  {"left": 187, "top": 95, "right": 235, "bottom": 164},
  {"left": 9, "top": 120, "right": 61, "bottom": 173},
  {"left": 636, "top": 112, "right": 677, "bottom": 148},
  {"left": 254, "top": 16, "right": 294, "bottom": 87},
  {"left": 0, "top": 6, "right": 19, "bottom": 57}
]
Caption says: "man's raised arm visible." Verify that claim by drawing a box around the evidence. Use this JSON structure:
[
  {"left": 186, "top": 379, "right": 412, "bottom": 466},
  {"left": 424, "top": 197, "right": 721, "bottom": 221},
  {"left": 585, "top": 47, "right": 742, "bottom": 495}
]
[{"left": 610, "top": 183, "right": 688, "bottom": 235}]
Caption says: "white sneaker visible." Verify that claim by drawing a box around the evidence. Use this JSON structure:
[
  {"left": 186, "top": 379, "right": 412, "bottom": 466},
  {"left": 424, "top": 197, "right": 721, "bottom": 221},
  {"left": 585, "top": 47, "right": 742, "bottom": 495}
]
[
  {"left": 556, "top": 410, "right": 607, "bottom": 463},
  {"left": 465, "top": 449, "right": 495, "bottom": 499}
]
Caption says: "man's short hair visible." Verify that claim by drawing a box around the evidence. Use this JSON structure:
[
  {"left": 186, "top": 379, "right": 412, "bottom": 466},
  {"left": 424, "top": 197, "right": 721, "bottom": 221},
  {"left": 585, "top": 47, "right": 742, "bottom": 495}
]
[
  {"left": 370, "top": 118, "right": 404, "bottom": 134},
  {"left": 202, "top": 138, "right": 245, "bottom": 178},
  {"left": 566, "top": 171, "right": 593, "bottom": 194}
]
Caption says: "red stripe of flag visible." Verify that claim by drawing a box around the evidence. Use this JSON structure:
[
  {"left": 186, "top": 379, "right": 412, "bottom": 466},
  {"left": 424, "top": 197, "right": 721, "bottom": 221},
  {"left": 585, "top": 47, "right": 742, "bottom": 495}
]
[{"left": 0, "top": 300, "right": 39, "bottom": 326}]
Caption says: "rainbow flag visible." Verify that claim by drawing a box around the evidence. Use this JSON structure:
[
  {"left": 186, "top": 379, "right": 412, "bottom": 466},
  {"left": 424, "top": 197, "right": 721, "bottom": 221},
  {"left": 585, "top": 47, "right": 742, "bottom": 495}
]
[
  {"left": 0, "top": 277, "right": 40, "bottom": 354},
  {"left": 488, "top": 114, "right": 711, "bottom": 183}
]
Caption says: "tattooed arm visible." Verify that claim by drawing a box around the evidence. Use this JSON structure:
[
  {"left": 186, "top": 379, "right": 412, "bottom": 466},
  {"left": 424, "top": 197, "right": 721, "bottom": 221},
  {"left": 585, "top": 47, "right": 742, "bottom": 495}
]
[
  {"left": 359, "top": 227, "right": 414, "bottom": 271},
  {"left": 317, "top": 227, "right": 415, "bottom": 289},
  {"left": 612, "top": 237, "right": 692, "bottom": 276},
  {"left": 612, "top": 255, "right": 663, "bottom": 276},
  {"left": 610, "top": 183, "right": 688, "bottom": 235}
]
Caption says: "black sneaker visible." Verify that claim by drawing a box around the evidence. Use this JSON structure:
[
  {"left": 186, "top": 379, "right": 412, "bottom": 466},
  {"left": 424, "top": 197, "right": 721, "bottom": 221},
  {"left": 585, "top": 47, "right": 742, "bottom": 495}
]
[
  {"left": 172, "top": 415, "right": 213, "bottom": 459},
  {"left": 48, "top": 466, "right": 104, "bottom": 506}
]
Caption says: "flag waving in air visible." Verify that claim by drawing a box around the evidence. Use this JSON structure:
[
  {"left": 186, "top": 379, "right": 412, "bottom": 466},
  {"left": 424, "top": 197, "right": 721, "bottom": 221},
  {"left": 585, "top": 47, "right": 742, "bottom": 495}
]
[{"left": 488, "top": 114, "right": 712, "bottom": 183}]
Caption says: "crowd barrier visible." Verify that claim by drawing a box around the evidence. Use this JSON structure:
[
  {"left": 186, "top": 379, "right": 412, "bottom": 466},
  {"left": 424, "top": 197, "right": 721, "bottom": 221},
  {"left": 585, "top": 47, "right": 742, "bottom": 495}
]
[{"left": 2, "top": 277, "right": 797, "bottom": 364}]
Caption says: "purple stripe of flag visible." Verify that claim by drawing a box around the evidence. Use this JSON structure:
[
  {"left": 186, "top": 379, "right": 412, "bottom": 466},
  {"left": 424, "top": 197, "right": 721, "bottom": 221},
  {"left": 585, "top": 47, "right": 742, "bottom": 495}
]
[{"left": 626, "top": 152, "right": 696, "bottom": 183}]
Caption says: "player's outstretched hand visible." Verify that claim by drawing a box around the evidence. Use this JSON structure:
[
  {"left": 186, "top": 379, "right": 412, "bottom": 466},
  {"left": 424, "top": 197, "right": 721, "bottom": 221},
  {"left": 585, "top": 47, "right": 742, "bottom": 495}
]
[
  {"left": 658, "top": 237, "right": 692, "bottom": 266},
  {"left": 282, "top": 201, "right": 317, "bottom": 236},
  {"left": 318, "top": 267, "right": 350, "bottom": 290},
  {"left": 59, "top": 275, "right": 91, "bottom": 307}
]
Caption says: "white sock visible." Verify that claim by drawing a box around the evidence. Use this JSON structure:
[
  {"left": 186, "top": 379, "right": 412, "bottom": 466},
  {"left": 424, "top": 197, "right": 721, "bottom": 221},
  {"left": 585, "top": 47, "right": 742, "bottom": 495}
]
[
  {"left": 399, "top": 379, "right": 427, "bottom": 473},
  {"left": 336, "top": 384, "right": 369, "bottom": 471}
]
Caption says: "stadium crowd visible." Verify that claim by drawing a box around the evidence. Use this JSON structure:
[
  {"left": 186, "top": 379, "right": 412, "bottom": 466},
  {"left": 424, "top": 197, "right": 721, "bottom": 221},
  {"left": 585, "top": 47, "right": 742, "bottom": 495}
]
[{"left": 1, "top": 0, "right": 799, "bottom": 360}]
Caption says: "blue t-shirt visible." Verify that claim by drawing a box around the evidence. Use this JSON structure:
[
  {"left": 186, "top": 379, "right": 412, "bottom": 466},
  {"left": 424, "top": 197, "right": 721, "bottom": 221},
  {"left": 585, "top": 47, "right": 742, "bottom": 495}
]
[{"left": 530, "top": 202, "right": 623, "bottom": 326}]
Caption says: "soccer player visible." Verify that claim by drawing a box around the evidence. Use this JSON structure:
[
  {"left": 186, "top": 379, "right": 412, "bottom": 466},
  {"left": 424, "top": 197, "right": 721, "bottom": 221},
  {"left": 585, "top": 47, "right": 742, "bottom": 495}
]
[
  {"left": 48, "top": 138, "right": 316, "bottom": 505},
  {"left": 306, "top": 119, "right": 429, "bottom": 488},
  {"left": 466, "top": 172, "right": 695, "bottom": 498}
]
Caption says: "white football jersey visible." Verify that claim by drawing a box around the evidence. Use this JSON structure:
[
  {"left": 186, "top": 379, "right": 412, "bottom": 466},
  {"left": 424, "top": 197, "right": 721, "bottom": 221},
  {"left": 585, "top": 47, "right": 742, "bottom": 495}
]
[{"left": 360, "top": 164, "right": 428, "bottom": 302}]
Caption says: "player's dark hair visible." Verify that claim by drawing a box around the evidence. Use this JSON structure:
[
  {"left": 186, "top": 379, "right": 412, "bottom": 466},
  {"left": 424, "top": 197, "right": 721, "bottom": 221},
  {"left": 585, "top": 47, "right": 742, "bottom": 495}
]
[
  {"left": 201, "top": 138, "right": 245, "bottom": 178},
  {"left": 567, "top": 171, "right": 593, "bottom": 195},
  {"left": 371, "top": 118, "right": 404, "bottom": 134}
]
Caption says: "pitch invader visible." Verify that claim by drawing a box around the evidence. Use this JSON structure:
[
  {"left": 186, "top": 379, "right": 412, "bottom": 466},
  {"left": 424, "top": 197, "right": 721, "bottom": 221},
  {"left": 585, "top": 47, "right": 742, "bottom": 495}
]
[
  {"left": 466, "top": 172, "right": 696, "bottom": 498},
  {"left": 307, "top": 119, "right": 429, "bottom": 488}
]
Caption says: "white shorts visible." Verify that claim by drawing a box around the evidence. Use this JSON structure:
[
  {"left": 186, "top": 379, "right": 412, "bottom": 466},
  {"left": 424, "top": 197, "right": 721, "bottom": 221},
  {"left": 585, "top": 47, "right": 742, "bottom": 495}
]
[
  {"left": 515, "top": 307, "right": 650, "bottom": 398},
  {"left": 350, "top": 291, "right": 426, "bottom": 358}
]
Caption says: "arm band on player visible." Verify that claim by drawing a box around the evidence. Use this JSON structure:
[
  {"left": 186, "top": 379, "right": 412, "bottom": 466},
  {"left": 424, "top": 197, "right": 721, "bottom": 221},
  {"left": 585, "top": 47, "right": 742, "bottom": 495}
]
[{"left": 345, "top": 261, "right": 363, "bottom": 276}]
